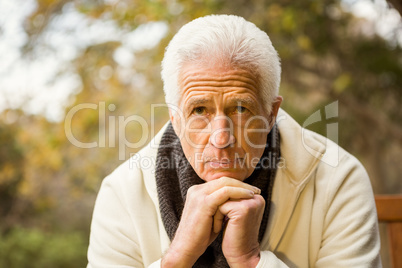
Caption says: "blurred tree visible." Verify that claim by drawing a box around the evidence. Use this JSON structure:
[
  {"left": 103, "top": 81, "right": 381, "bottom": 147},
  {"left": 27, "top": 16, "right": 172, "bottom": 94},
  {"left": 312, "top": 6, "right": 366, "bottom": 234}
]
[
  {"left": 0, "top": 227, "right": 87, "bottom": 268},
  {"left": 0, "top": 0, "right": 401, "bottom": 265},
  {"left": 0, "top": 115, "right": 24, "bottom": 230}
]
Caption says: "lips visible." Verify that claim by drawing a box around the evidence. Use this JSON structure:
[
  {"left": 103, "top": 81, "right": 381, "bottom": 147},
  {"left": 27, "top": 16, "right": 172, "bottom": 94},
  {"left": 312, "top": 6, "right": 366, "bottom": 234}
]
[
  {"left": 205, "top": 158, "right": 244, "bottom": 169},
  {"left": 208, "top": 161, "right": 231, "bottom": 168}
]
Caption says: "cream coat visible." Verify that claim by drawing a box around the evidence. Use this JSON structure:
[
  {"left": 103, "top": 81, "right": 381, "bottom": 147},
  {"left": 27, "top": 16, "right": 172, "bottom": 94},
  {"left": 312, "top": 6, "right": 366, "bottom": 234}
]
[{"left": 87, "top": 109, "right": 381, "bottom": 267}]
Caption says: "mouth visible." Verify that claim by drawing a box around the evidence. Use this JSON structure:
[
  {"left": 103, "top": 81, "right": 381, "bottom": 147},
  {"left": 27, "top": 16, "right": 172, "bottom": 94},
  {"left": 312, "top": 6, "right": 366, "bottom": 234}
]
[{"left": 205, "top": 158, "right": 244, "bottom": 169}]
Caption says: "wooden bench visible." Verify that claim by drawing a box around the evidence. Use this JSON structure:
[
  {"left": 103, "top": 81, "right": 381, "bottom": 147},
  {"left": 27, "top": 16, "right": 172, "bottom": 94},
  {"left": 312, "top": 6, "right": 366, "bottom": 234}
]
[{"left": 375, "top": 195, "right": 402, "bottom": 268}]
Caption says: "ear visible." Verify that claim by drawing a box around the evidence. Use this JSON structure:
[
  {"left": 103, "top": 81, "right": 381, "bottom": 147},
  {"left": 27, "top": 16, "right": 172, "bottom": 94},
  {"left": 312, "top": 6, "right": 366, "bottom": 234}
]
[
  {"left": 269, "top": 96, "right": 283, "bottom": 128},
  {"left": 169, "top": 108, "right": 181, "bottom": 137}
]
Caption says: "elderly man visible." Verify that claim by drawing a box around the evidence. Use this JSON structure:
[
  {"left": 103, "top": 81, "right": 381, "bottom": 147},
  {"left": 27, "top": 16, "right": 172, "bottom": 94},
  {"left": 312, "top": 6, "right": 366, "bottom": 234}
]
[{"left": 87, "top": 15, "right": 381, "bottom": 267}]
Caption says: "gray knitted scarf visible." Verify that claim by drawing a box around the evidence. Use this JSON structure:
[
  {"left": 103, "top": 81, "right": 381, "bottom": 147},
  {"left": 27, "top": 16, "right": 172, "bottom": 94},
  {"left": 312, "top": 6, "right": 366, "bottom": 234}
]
[{"left": 155, "top": 122, "right": 280, "bottom": 267}]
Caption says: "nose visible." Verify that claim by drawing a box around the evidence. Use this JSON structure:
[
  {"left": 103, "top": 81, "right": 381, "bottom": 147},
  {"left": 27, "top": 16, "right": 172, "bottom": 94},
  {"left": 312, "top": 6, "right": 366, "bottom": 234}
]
[{"left": 209, "top": 116, "right": 236, "bottom": 149}]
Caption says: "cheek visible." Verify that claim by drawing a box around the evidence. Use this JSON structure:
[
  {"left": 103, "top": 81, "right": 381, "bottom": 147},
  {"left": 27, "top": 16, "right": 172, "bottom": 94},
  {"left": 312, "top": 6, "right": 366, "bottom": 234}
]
[
  {"left": 180, "top": 136, "right": 207, "bottom": 176},
  {"left": 236, "top": 123, "right": 267, "bottom": 165},
  {"left": 237, "top": 129, "right": 268, "bottom": 151},
  {"left": 180, "top": 142, "right": 195, "bottom": 164},
  {"left": 243, "top": 138, "right": 265, "bottom": 171},
  {"left": 244, "top": 134, "right": 266, "bottom": 159},
  {"left": 180, "top": 128, "right": 209, "bottom": 169},
  {"left": 183, "top": 118, "right": 211, "bottom": 149},
  {"left": 239, "top": 116, "right": 269, "bottom": 147}
]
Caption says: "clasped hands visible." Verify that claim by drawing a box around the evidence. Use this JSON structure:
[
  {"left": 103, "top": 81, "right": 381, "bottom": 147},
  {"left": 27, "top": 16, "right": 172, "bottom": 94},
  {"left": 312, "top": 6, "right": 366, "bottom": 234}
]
[{"left": 162, "top": 177, "right": 265, "bottom": 268}]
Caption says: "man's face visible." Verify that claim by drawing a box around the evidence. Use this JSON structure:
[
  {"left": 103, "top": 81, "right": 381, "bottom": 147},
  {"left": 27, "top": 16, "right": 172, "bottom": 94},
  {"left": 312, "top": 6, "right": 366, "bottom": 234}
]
[{"left": 171, "top": 63, "right": 281, "bottom": 182}]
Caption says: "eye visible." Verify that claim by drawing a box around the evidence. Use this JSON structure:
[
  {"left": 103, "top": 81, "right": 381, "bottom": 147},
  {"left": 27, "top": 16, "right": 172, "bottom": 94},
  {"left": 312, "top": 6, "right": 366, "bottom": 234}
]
[
  {"left": 235, "top": 106, "right": 248, "bottom": 114},
  {"left": 192, "top": 107, "right": 207, "bottom": 116}
]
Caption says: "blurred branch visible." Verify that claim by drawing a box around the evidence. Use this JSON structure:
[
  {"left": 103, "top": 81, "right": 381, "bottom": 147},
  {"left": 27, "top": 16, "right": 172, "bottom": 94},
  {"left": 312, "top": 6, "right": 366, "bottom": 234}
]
[
  {"left": 387, "top": 0, "right": 402, "bottom": 15},
  {"left": 335, "top": 93, "right": 402, "bottom": 144},
  {"left": 23, "top": 0, "right": 70, "bottom": 54},
  {"left": 286, "top": 61, "right": 402, "bottom": 144}
]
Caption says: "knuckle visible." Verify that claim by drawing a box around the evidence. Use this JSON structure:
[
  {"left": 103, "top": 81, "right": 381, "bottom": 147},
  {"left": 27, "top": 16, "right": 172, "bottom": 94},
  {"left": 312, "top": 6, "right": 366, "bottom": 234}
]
[
  {"left": 204, "top": 195, "right": 218, "bottom": 214},
  {"left": 203, "top": 194, "right": 211, "bottom": 206},
  {"left": 220, "top": 176, "right": 230, "bottom": 184},
  {"left": 238, "top": 202, "right": 252, "bottom": 212},
  {"left": 255, "top": 194, "right": 265, "bottom": 204},
  {"left": 251, "top": 197, "right": 264, "bottom": 208},
  {"left": 186, "top": 185, "right": 204, "bottom": 203},
  {"left": 187, "top": 185, "right": 198, "bottom": 195},
  {"left": 239, "top": 197, "right": 264, "bottom": 213},
  {"left": 212, "top": 187, "right": 227, "bottom": 202},
  {"left": 220, "top": 187, "right": 229, "bottom": 196}
]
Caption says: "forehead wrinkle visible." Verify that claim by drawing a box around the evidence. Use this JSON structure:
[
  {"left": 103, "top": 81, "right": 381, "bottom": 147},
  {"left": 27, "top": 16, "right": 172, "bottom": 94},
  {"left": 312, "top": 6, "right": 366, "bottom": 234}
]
[
  {"left": 181, "top": 81, "right": 258, "bottom": 95},
  {"left": 179, "top": 68, "right": 259, "bottom": 94},
  {"left": 180, "top": 72, "right": 257, "bottom": 85},
  {"left": 178, "top": 66, "right": 263, "bottom": 110},
  {"left": 181, "top": 84, "right": 261, "bottom": 107},
  {"left": 181, "top": 74, "right": 258, "bottom": 91},
  {"left": 181, "top": 90, "right": 216, "bottom": 109}
]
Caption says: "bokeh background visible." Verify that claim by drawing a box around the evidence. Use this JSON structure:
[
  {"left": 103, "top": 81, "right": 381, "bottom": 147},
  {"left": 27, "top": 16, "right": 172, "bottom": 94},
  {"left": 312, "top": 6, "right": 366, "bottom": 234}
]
[{"left": 0, "top": 0, "right": 401, "bottom": 267}]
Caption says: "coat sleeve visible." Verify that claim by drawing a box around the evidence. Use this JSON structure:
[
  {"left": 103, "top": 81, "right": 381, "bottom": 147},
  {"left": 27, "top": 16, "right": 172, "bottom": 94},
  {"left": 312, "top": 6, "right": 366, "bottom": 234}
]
[
  {"left": 314, "top": 155, "right": 382, "bottom": 267},
  {"left": 87, "top": 174, "right": 163, "bottom": 268},
  {"left": 256, "top": 251, "right": 289, "bottom": 267},
  {"left": 256, "top": 154, "right": 381, "bottom": 268}
]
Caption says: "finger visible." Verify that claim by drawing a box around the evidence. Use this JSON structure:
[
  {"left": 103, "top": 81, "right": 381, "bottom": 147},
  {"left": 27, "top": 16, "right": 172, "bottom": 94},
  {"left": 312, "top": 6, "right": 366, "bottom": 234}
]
[
  {"left": 205, "top": 186, "right": 255, "bottom": 215},
  {"left": 205, "top": 176, "right": 261, "bottom": 195},
  {"left": 219, "top": 194, "right": 265, "bottom": 217},
  {"left": 208, "top": 186, "right": 255, "bottom": 204},
  {"left": 213, "top": 210, "right": 225, "bottom": 233}
]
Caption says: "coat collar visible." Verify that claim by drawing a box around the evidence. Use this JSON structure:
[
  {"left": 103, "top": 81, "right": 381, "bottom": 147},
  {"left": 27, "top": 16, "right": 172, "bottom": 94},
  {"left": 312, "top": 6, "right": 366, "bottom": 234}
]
[{"left": 275, "top": 108, "right": 326, "bottom": 185}]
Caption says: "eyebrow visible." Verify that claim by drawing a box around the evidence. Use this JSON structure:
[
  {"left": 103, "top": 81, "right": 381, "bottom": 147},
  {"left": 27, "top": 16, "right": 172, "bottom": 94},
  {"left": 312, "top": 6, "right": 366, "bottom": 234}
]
[
  {"left": 184, "top": 98, "right": 212, "bottom": 113},
  {"left": 186, "top": 98, "right": 211, "bottom": 107},
  {"left": 226, "top": 96, "right": 257, "bottom": 107}
]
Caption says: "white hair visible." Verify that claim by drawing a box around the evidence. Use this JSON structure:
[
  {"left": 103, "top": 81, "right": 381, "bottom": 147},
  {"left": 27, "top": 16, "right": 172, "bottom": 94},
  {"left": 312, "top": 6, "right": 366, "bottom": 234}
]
[{"left": 161, "top": 14, "right": 281, "bottom": 114}]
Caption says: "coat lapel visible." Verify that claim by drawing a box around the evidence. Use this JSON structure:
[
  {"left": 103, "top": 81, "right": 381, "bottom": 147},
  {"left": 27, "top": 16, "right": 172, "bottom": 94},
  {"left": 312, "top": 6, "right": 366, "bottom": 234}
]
[
  {"left": 140, "top": 123, "right": 171, "bottom": 252},
  {"left": 261, "top": 109, "right": 326, "bottom": 251}
]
